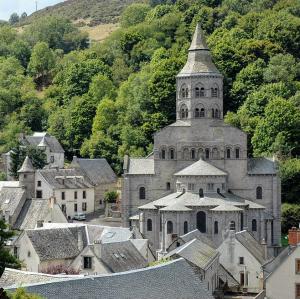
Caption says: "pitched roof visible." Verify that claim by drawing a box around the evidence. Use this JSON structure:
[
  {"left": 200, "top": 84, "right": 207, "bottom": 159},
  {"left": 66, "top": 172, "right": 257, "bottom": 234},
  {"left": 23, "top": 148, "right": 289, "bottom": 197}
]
[
  {"left": 0, "top": 187, "right": 25, "bottom": 217},
  {"left": 180, "top": 229, "right": 216, "bottom": 249},
  {"left": 38, "top": 168, "right": 94, "bottom": 189},
  {"left": 166, "top": 238, "right": 219, "bottom": 270},
  {"left": 6, "top": 259, "right": 214, "bottom": 299},
  {"left": 18, "top": 156, "right": 35, "bottom": 173},
  {"left": 235, "top": 230, "right": 266, "bottom": 264},
  {"left": 72, "top": 158, "right": 117, "bottom": 185},
  {"left": 21, "top": 133, "right": 64, "bottom": 153},
  {"left": 25, "top": 227, "right": 86, "bottom": 261},
  {"left": 218, "top": 264, "right": 239, "bottom": 287},
  {"left": 101, "top": 240, "right": 147, "bottom": 273},
  {"left": 0, "top": 268, "right": 82, "bottom": 289},
  {"left": 247, "top": 157, "right": 277, "bottom": 175},
  {"left": 174, "top": 159, "right": 227, "bottom": 176},
  {"left": 127, "top": 158, "right": 155, "bottom": 175}
]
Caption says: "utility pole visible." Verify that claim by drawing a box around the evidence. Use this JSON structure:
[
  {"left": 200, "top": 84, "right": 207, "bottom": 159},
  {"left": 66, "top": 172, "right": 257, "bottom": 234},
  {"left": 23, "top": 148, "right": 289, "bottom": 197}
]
[{"left": 35, "top": 1, "right": 38, "bottom": 12}]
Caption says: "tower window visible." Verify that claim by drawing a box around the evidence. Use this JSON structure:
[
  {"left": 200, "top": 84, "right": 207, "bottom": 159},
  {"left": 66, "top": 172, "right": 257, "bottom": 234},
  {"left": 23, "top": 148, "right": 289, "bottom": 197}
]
[
  {"left": 191, "top": 149, "right": 196, "bottom": 160},
  {"left": 230, "top": 221, "right": 236, "bottom": 230},
  {"left": 252, "top": 219, "right": 257, "bottom": 232},
  {"left": 167, "top": 221, "right": 173, "bottom": 234},
  {"left": 205, "top": 148, "right": 210, "bottom": 159},
  {"left": 200, "top": 108, "right": 205, "bottom": 117},
  {"left": 147, "top": 219, "right": 152, "bottom": 231},
  {"left": 199, "top": 188, "right": 204, "bottom": 198},
  {"left": 195, "top": 87, "right": 200, "bottom": 98},
  {"left": 181, "top": 88, "right": 186, "bottom": 98},
  {"left": 235, "top": 148, "right": 240, "bottom": 159},
  {"left": 161, "top": 149, "right": 166, "bottom": 159},
  {"left": 169, "top": 148, "right": 175, "bottom": 160},
  {"left": 214, "top": 221, "right": 218, "bottom": 234},
  {"left": 184, "top": 221, "right": 188, "bottom": 234},
  {"left": 256, "top": 186, "right": 262, "bottom": 199},
  {"left": 195, "top": 108, "right": 200, "bottom": 118},
  {"left": 200, "top": 87, "right": 205, "bottom": 97},
  {"left": 166, "top": 182, "right": 171, "bottom": 190},
  {"left": 212, "top": 109, "right": 215, "bottom": 118},
  {"left": 226, "top": 148, "right": 231, "bottom": 159},
  {"left": 185, "top": 88, "right": 189, "bottom": 98},
  {"left": 215, "top": 109, "right": 219, "bottom": 118},
  {"left": 139, "top": 187, "right": 146, "bottom": 200},
  {"left": 211, "top": 87, "right": 218, "bottom": 97},
  {"left": 180, "top": 105, "right": 188, "bottom": 119}
]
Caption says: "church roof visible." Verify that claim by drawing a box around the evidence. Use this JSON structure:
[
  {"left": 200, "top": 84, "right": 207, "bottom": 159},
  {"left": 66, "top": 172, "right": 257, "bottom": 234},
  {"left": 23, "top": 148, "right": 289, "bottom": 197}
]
[
  {"left": 248, "top": 157, "right": 277, "bottom": 175},
  {"left": 18, "top": 156, "right": 35, "bottom": 173},
  {"left": 178, "top": 23, "right": 221, "bottom": 76},
  {"left": 174, "top": 159, "right": 227, "bottom": 176},
  {"left": 126, "top": 158, "right": 155, "bottom": 175}
]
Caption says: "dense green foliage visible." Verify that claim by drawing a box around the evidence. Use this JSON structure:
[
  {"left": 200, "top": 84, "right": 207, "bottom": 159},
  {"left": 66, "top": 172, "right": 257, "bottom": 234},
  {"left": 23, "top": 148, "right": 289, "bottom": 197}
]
[
  {"left": 0, "top": 0, "right": 299, "bottom": 208},
  {"left": 0, "top": 219, "right": 21, "bottom": 275},
  {"left": 282, "top": 203, "right": 300, "bottom": 234},
  {"left": 104, "top": 190, "right": 119, "bottom": 203},
  {"left": 7, "top": 288, "right": 44, "bottom": 299}
]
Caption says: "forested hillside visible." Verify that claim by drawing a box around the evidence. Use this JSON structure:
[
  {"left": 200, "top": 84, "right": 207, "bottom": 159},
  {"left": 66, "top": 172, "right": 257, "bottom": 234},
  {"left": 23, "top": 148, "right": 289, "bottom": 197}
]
[{"left": 0, "top": 0, "right": 299, "bottom": 225}]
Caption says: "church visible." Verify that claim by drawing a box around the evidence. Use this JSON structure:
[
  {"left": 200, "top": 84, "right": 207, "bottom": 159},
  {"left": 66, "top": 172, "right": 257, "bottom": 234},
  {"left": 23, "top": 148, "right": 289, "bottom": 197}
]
[{"left": 122, "top": 24, "right": 281, "bottom": 256}]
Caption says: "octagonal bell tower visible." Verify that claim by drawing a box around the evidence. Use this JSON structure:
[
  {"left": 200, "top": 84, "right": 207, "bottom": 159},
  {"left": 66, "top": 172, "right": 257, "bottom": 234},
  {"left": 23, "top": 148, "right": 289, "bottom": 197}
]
[{"left": 176, "top": 24, "right": 223, "bottom": 121}]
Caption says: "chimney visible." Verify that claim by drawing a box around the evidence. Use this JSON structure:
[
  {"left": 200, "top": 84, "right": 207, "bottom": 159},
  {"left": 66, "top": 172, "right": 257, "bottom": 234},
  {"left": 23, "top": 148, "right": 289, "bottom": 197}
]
[
  {"left": 78, "top": 229, "right": 84, "bottom": 251},
  {"left": 48, "top": 197, "right": 56, "bottom": 209},
  {"left": 288, "top": 227, "right": 300, "bottom": 246},
  {"left": 261, "top": 238, "right": 268, "bottom": 260}
]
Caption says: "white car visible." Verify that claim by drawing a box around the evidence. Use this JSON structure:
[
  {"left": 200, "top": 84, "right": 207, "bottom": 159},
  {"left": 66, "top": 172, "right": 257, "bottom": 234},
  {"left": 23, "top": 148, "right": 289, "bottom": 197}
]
[{"left": 73, "top": 213, "right": 86, "bottom": 221}]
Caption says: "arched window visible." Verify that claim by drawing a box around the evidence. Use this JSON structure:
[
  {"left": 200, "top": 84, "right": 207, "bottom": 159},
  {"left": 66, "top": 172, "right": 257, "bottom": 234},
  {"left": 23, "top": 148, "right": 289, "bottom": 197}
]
[
  {"left": 180, "top": 105, "right": 188, "bottom": 119},
  {"left": 199, "top": 188, "right": 204, "bottom": 198},
  {"left": 195, "top": 87, "right": 200, "bottom": 98},
  {"left": 166, "top": 182, "right": 171, "bottom": 190},
  {"left": 185, "top": 88, "right": 189, "bottom": 98},
  {"left": 184, "top": 221, "right": 188, "bottom": 234},
  {"left": 200, "top": 87, "right": 205, "bottom": 97},
  {"left": 183, "top": 148, "right": 189, "bottom": 160},
  {"left": 167, "top": 221, "right": 173, "bottom": 234},
  {"left": 147, "top": 219, "right": 152, "bottom": 231},
  {"left": 256, "top": 186, "right": 262, "bottom": 199},
  {"left": 181, "top": 85, "right": 186, "bottom": 98},
  {"left": 211, "top": 87, "right": 218, "bottom": 97},
  {"left": 195, "top": 108, "right": 200, "bottom": 118},
  {"left": 212, "top": 148, "right": 219, "bottom": 159},
  {"left": 191, "top": 149, "right": 196, "bottom": 160},
  {"left": 252, "top": 219, "right": 257, "bottom": 232},
  {"left": 230, "top": 221, "right": 236, "bottom": 230},
  {"left": 169, "top": 148, "right": 175, "bottom": 160},
  {"left": 215, "top": 109, "right": 219, "bottom": 118},
  {"left": 139, "top": 187, "right": 146, "bottom": 200},
  {"left": 214, "top": 221, "right": 218, "bottom": 234},
  {"left": 197, "top": 211, "right": 206, "bottom": 233},
  {"left": 235, "top": 148, "right": 240, "bottom": 159},
  {"left": 212, "top": 109, "right": 215, "bottom": 118},
  {"left": 198, "top": 148, "right": 204, "bottom": 159},
  {"left": 217, "top": 188, "right": 220, "bottom": 193},
  {"left": 205, "top": 148, "right": 210, "bottom": 159},
  {"left": 161, "top": 149, "right": 166, "bottom": 159},
  {"left": 200, "top": 108, "right": 205, "bottom": 117},
  {"left": 226, "top": 148, "right": 231, "bottom": 159}
]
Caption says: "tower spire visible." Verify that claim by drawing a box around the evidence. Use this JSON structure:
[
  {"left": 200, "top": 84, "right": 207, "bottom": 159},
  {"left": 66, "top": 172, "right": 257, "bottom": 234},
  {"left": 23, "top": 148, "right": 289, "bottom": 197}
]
[{"left": 189, "top": 23, "right": 209, "bottom": 51}]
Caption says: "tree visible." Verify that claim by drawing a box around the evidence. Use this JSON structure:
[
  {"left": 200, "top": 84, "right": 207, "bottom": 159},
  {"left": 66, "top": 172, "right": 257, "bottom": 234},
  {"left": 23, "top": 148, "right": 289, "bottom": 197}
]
[
  {"left": 104, "top": 190, "right": 119, "bottom": 203},
  {"left": 9, "top": 13, "right": 19, "bottom": 25},
  {"left": 27, "top": 42, "right": 55, "bottom": 87},
  {"left": 282, "top": 203, "right": 300, "bottom": 233},
  {"left": 8, "top": 288, "right": 44, "bottom": 299},
  {"left": 0, "top": 219, "right": 21, "bottom": 275},
  {"left": 121, "top": 3, "right": 151, "bottom": 27}
]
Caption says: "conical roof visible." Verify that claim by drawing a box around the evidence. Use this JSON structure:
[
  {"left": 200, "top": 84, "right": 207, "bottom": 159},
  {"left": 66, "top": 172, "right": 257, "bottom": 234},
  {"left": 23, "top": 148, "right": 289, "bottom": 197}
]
[
  {"left": 38, "top": 136, "right": 48, "bottom": 148},
  {"left": 178, "top": 23, "right": 221, "bottom": 76},
  {"left": 18, "top": 156, "right": 35, "bottom": 173}
]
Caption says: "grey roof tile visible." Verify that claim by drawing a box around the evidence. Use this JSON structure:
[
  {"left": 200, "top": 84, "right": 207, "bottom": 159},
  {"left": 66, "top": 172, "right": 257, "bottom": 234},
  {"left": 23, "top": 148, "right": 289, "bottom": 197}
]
[
  {"left": 0, "top": 187, "right": 25, "bottom": 217},
  {"left": 180, "top": 229, "right": 216, "bottom": 249},
  {"left": 18, "top": 156, "right": 35, "bottom": 173},
  {"left": 127, "top": 158, "right": 155, "bottom": 175}
]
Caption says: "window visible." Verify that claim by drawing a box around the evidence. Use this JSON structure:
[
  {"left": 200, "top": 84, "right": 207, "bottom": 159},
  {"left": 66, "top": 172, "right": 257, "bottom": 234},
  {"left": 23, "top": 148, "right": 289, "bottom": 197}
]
[
  {"left": 83, "top": 256, "right": 92, "bottom": 269},
  {"left": 181, "top": 87, "right": 186, "bottom": 98},
  {"left": 256, "top": 186, "right": 262, "bottom": 199},
  {"left": 226, "top": 148, "right": 231, "bottom": 159},
  {"left": 99, "top": 200, "right": 103, "bottom": 205},
  {"left": 222, "top": 183, "right": 225, "bottom": 191},
  {"left": 208, "top": 183, "right": 214, "bottom": 191},
  {"left": 195, "top": 87, "right": 200, "bottom": 98},
  {"left": 200, "top": 108, "right": 205, "bottom": 117},
  {"left": 82, "top": 202, "right": 87, "bottom": 211},
  {"left": 24, "top": 174, "right": 27, "bottom": 179},
  {"left": 167, "top": 221, "right": 173, "bottom": 234},
  {"left": 211, "top": 87, "right": 218, "bottom": 97},
  {"left": 74, "top": 203, "right": 78, "bottom": 212},
  {"left": 191, "top": 149, "right": 196, "bottom": 160},
  {"left": 200, "top": 87, "right": 205, "bottom": 97},
  {"left": 215, "top": 109, "right": 219, "bottom": 118},
  {"left": 50, "top": 156, "right": 54, "bottom": 163},
  {"left": 214, "top": 221, "right": 218, "bottom": 234},
  {"left": 296, "top": 284, "right": 300, "bottom": 299},
  {"left": 212, "top": 108, "right": 215, "bottom": 118},
  {"left": 252, "top": 219, "right": 257, "bottom": 232},
  {"left": 235, "top": 148, "right": 240, "bottom": 159},
  {"left": 147, "top": 219, "right": 152, "bottom": 231},
  {"left": 188, "top": 183, "right": 195, "bottom": 191},
  {"left": 27, "top": 251, "right": 31, "bottom": 257},
  {"left": 180, "top": 105, "right": 188, "bottom": 119},
  {"left": 61, "top": 204, "right": 66, "bottom": 213},
  {"left": 36, "top": 190, "right": 42, "bottom": 199},
  {"left": 230, "top": 221, "right": 236, "bottom": 230},
  {"left": 196, "top": 211, "right": 206, "bottom": 233},
  {"left": 217, "top": 188, "right": 220, "bottom": 193},
  {"left": 169, "top": 149, "right": 175, "bottom": 160},
  {"left": 212, "top": 148, "right": 219, "bottom": 159},
  {"left": 295, "top": 260, "right": 300, "bottom": 274},
  {"left": 74, "top": 191, "right": 78, "bottom": 200},
  {"left": 37, "top": 181, "right": 41, "bottom": 187},
  {"left": 166, "top": 182, "right": 171, "bottom": 190},
  {"left": 239, "top": 257, "right": 244, "bottom": 265},
  {"left": 205, "top": 148, "right": 210, "bottom": 159},
  {"left": 240, "top": 272, "right": 245, "bottom": 286},
  {"left": 161, "top": 149, "right": 166, "bottom": 159},
  {"left": 195, "top": 108, "right": 200, "bottom": 118},
  {"left": 61, "top": 192, "right": 65, "bottom": 200},
  {"left": 83, "top": 190, "right": 86, "bottom": 199},
  {"left": 199, "top": 188, "right": 204, "bottom": 198},
  {"left": 185, "top": 88, "right": 189, "bottom": 98},
  {"left": 184, "top": 221, "right": 188, "bottom": 234},
  {"left": 139, "top": 187, "right": 146, "bottom": 200}
]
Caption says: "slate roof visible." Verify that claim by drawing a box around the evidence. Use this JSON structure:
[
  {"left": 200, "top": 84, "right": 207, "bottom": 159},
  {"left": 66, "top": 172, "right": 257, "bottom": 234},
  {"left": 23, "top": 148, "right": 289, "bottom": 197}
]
[
  {"left": 21, "top": 133, "right": 64, "bottom": 153},
  {"left": 38, "top": 168, "right": 94, "bottom": 189},
  {"left": 14, "top": 199, "right": 53, "bottom": 230},
  {"left": 174, "top": 159, "right": 227, "bottom": 176},
  {"left": 127, "top": 158, "right": 155, "bottom": 175},
  {"left": 0, "top": 268, "right": 82, "bottom": 289},
  {"left": 0, "top": 187, "right": 25, "bottom": 217},
  {"left": 235, "top": 230, "right": 266, "bottom": 264},
  {"left": 18, "top": 156, "right": 35, "bottom": 173},
  {"left": 25, "top": 227, "right": 85, "bottom": 261},
  {"left": 72, "top": 158, "right": 117, "bottom": 185},
  {"left": 6, "top": 259, "right": 214, "bottom": 299},
  {"left": 180, "top": 229, "right": 216, "bottom": 249},
  {"left": 166, "top": 238, "right": 219, "bottom": 270},
  {"left": 247, "top": 157, "right": 277, "bottom": 175},
  {"left": 100, "top": 227, "right": 133, "bottom": 244},
  {"left": 218, "top": 264, "right": 239, "bottom": 287},
  {"left": 101, "top": 240, "right": 147, "bottom": 273}
]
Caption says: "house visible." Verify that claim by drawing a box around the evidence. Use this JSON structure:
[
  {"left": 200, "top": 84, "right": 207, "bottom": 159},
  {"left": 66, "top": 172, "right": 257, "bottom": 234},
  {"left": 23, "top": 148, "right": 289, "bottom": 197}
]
[
  {"left": 122, "top": 23, "right": 281, "bottom": 257},
  {"left": 5, "top": 259, "right": 214, "bottom": 299},
  {"left": 71, "top": 157, "right": 118, "bottom": 211},
  {"left": 14, "top": 224, "right": 148, "bottom": 275},
  {"left": 165, "top": 238, "right": 220, "bottom": 294},
  {"left": 264, "top": 227, "right": 300, "bottom": 299},
  {"left": 218, "top": 229, "right": 268, "bottom": 293}
]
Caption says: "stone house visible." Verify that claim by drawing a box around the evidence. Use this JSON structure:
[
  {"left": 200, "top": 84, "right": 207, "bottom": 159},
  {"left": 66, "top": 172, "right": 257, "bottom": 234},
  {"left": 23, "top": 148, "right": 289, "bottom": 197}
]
[
  {"left": 264, "top": 227, "right": 300, "bottom": 299},
  {"left": 218, "top": 230, "right": 267, "bottom": 293},
  {"left": 122, "top": 23, "right": 281, "bottom": 257}
]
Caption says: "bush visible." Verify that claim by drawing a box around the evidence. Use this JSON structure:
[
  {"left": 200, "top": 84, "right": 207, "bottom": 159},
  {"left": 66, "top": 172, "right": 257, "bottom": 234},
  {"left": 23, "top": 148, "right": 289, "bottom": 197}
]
[
  {"left": 281, "top": 203, "right": 300, "bottom": 234},
  {"left": 104, "top": 190, "right": 118, "bottom": 203}
]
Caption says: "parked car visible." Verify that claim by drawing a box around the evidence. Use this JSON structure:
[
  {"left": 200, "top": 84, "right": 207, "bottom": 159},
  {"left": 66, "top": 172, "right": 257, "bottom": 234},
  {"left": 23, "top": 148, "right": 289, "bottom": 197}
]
[{"left": 73, "top": 213, "right": 86, "bottom": 221}]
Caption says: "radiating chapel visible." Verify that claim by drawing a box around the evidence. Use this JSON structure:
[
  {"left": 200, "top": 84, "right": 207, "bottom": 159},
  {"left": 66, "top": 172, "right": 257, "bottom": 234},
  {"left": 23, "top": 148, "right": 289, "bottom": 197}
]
[{"left": 122, "top": 24, "right": 281, "bottom": 255}]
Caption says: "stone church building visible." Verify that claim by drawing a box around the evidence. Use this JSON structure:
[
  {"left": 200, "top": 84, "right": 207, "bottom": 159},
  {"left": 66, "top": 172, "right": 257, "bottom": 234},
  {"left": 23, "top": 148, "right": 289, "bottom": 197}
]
[{"left": 122, "top": 24, "right": 281, "bottom": 256}]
